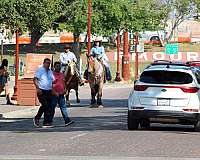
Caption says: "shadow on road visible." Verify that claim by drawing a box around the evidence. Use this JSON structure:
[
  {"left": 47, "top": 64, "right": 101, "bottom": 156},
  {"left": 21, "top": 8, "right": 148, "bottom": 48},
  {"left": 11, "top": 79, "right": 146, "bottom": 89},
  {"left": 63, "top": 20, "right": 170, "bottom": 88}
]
[
  {"left": 68, "top": 98, "right": 128, "bottom": 108},
  {"left": 0, "top": 114, "right": 127, "bottom": 133}
]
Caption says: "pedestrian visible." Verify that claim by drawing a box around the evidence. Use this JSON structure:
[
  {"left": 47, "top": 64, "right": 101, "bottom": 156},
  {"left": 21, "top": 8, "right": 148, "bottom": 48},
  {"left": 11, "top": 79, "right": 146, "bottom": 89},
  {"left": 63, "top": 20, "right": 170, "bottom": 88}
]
[
  {"left": 33, "top": 58, "right": 54, "bottom": 128},
  {"left": 50, "top": 61, "right": 73, "bottom": 126},
  {"left": 84, "top": 37, "right": 112, "bottom": 81},
  {"left": 59, "top": 45, "right": 84, "bottom": 86},
  {"left": 0, "top": 59, "right": 13, "bottom": 105}
]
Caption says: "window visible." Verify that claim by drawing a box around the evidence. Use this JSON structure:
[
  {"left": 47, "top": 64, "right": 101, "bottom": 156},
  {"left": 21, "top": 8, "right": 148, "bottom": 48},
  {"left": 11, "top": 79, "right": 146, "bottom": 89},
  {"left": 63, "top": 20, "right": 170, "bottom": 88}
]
[{"left": 140, "top": 71, "right": 193, "bottom": 84}]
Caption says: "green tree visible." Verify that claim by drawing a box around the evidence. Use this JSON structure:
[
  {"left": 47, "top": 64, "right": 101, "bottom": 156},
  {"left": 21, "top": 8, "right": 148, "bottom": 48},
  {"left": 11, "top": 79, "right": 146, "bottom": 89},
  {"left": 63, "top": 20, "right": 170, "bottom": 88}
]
[
  {"left": 0, "top": 0, "right": 62, "bottom": 51},
  {"left": 57, "top": 0, "right": 167, "bottom": 60},
  {"left": 162, "top": 0, "right": 200, "bottom": 41}
]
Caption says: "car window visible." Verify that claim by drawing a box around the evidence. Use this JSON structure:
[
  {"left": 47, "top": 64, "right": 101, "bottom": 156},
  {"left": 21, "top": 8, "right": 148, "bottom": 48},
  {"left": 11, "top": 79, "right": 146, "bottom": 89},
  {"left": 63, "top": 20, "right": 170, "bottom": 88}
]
[{"left": 140, "top": 70, "right": 193, "bottom": 84}]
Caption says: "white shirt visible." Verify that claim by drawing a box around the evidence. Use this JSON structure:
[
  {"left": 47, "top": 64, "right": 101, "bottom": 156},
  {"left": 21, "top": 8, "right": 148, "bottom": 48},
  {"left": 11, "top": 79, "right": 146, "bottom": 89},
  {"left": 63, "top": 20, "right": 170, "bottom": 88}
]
[
  {"left": 34, "top": 66, "right": 54, "bottom": 90},
  {"left": 59, "top": 51, "right": 77, "bottom": 65}
]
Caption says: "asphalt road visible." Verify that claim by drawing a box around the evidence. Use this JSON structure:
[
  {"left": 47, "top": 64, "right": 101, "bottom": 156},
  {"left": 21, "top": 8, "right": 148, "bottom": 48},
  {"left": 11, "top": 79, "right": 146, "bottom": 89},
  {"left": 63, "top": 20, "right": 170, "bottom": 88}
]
[{"left": 0, "top": 85, "right": 200, "bottom": 160}]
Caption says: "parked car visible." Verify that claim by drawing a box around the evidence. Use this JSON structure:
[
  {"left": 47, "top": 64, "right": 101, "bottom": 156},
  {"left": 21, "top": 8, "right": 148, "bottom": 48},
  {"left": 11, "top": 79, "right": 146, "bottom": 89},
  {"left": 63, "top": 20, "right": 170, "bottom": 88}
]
[{"left": 128, "top": 60, "right": 200, "bottom": 131}]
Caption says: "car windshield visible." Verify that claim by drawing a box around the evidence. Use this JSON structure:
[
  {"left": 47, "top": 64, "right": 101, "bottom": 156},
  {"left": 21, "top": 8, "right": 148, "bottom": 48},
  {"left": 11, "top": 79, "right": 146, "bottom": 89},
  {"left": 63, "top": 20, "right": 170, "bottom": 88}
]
[{"left": 140, "top": 70, "right": 193, "bottom": 84}]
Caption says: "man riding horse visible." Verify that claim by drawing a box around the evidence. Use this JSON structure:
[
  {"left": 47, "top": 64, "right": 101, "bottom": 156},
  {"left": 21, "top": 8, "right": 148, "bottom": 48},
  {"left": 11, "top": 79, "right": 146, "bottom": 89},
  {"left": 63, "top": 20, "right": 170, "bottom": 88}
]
[
  {"left": 60, "top": 45, "right": 84, "bottom": 86},
  {"left": 84, "top": 37, "right": 112, "bottom": 81},
  {"left": 84, "top": 37, "right": 112, "bottom": 106}
]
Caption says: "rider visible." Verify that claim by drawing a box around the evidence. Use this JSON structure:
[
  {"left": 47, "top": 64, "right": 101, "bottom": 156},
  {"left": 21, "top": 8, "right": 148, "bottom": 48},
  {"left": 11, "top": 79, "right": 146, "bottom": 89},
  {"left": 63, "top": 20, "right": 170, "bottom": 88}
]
[
  {"left": 59, "top": 45, "right": 84, "bottom": 86},
  {"left": 87, "top": 37, "right": 112, "bottom": 81}
]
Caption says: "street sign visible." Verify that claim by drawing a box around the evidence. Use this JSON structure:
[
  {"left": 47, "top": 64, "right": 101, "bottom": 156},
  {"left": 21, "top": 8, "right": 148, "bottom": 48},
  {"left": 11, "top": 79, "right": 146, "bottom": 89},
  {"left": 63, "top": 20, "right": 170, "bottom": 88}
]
[{"left": 165, "top": 43, "right": 179, "bottom": 54}]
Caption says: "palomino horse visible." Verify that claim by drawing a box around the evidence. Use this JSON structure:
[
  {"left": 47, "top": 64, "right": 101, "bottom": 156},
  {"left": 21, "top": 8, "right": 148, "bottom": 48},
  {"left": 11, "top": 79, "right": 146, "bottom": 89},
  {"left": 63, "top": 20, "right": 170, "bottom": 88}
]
[
  {"left": 64, "top": 61, "right": 80, "bottom": 107},
  {"left": 87, "top": 57, "right": 105, "bottom": 106}
]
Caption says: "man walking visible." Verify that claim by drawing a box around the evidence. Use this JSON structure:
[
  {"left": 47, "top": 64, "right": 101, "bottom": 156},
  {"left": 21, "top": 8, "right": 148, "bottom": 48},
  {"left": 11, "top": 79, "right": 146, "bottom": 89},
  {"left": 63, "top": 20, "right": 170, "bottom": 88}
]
[
  {"left": 33, "top": 58, "right": 54, "bottom": 128},
  {"left": 50, "top": 61, "right": 73, "bottom": 126}
]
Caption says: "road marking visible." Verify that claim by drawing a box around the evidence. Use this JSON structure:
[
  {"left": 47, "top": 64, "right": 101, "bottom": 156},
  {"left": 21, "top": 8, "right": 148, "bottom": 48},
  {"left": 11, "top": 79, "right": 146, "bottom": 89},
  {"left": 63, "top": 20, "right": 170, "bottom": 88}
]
[
  {"left": 39, "top": 149, "right": 46, "bottom": 152},
  {"left": 70, "top": 133, "right": 87, "bottom": 140}
]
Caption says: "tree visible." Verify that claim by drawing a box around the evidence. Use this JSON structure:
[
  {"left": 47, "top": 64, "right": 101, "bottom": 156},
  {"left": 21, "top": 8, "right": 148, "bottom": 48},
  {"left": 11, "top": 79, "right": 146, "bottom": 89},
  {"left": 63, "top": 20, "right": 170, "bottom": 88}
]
[
  {"left": 162, "top": 0, "right": 200, "bottom": 42},
  {"left": 56, "top": 0, "right": 167, "bottom": 57},
  {"left": 0, "top": 0, "right": 62, "bottom": 51}
]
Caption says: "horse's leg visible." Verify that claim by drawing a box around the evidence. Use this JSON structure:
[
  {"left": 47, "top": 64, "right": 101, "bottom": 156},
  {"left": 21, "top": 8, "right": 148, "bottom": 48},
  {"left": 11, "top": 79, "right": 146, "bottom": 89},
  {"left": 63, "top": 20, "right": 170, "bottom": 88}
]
[
  {"left": 90, "top": 84, "right": 96, "bottom": 105},
  {"left": 97, "top": 80, "right": 104, "bottom": 106},
  {"left": 65, "top": 89, "right": 71, "bottom": 107},
  {"left": 76, "top": 85, "right": 80, "bottom": 103}
]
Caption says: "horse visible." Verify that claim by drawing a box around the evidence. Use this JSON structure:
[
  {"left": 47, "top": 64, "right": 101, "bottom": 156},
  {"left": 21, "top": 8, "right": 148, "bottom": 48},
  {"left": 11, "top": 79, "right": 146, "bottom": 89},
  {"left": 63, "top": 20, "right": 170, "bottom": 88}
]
[
  {"left": 87, "top": 57, "right": 105, "bottom": 107},
  {"left": 64, "top": 61, "right": 80, "bottom": 107}
]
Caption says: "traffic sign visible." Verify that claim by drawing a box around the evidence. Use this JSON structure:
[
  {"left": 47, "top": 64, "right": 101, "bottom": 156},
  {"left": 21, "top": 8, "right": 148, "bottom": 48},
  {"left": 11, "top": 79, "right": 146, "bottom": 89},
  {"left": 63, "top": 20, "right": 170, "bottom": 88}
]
[{"left": 165, "top": 43, "right": 179, "bottom": 54}]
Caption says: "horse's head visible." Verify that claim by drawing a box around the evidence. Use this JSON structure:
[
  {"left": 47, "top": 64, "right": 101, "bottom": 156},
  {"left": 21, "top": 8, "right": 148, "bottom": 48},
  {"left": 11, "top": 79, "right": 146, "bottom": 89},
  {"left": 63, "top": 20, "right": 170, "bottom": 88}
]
[
  {"left": 88, "top": 56, "right": 95, "bottom": 73},
  {"left": 64, "top": 61, "right": 76, "bottom": 77},
  {"left": 87, "top": 56, "right": 104, "bottom": 83}
]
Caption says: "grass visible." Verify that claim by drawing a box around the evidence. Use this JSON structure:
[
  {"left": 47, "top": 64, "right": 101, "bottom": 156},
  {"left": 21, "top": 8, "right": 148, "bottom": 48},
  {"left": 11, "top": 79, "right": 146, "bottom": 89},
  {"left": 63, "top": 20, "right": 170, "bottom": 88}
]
[{"left": 2, "top": 42, "right": 200, "bottom": 80}]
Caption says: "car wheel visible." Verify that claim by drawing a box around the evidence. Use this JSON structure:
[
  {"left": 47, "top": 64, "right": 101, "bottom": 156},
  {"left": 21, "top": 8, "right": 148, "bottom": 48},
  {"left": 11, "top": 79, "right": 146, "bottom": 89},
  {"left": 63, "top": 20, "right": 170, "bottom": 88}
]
[
  {"left": 128, "top": 111, "right": 139, "bottom": 130},
  {"left": 194, "top": 121, "right": 200, "bottom": 131},
  {"left": 140, "top": 119, "right": 150, "bottom": 129}
]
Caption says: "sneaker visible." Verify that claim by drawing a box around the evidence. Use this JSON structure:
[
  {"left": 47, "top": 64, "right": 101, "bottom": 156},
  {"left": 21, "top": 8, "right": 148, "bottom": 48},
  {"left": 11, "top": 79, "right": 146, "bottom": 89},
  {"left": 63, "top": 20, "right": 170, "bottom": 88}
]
[
  {"left": 79, "top": 80, "right": 84, "bottom": 86},
  {"left": 42, "top": 123, "right": 54, "bottom": 128},
  {"left": 65, "top": 119, "right": 74, "bottom": 126},
  {"left": 33, "top": 118, "right": 40, "bottom": 127}
]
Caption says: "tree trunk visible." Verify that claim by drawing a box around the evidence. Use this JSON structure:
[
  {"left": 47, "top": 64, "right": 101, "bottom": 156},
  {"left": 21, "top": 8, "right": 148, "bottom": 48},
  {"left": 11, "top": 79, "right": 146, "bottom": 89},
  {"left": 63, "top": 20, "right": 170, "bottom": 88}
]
[
  {"left": 73, "top": 33, "right": 81, "bottom": 73},
  {"left": 30, "top": 30, "right": 43, "bottom": 53}
]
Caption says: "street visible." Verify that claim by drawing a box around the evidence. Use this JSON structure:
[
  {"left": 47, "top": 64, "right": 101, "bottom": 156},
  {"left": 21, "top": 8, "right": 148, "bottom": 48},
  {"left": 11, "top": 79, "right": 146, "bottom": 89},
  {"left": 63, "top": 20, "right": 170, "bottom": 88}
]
[{"left": 0, "top": 84, "right": 200, "bottom": 159}]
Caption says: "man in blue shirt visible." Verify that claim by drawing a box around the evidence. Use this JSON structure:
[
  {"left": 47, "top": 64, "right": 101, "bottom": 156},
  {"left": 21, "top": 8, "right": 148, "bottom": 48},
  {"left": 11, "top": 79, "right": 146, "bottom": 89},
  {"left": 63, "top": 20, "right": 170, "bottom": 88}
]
[
  {"left": 33, "top": 58, "right": 55, "bottom": 128},
  {"left": 85, "top": 37, "right": 112, "bottom": 81}
]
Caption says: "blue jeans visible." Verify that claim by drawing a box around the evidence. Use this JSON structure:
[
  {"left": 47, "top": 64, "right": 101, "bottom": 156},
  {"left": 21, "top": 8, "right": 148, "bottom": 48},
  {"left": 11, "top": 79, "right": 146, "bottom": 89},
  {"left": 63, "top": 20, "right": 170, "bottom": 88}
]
[{"left": 51, "top": 94, "right": 69, "bottom": 123}]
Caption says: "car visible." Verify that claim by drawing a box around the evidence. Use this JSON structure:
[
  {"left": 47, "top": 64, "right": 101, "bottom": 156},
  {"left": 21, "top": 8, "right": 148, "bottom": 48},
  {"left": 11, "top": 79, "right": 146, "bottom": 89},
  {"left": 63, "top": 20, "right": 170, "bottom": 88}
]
[{"left": 128, "top": 60, "right": 200, "bottom": 131}]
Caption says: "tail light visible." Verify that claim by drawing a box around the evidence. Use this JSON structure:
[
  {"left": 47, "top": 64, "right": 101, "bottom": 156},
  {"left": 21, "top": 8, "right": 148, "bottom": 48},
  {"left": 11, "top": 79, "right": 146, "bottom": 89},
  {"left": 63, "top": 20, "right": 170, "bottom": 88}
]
[
  {"left": 181, "top": 87, "right": 199, "bottom": 93},
  {"left": 134, "top": 85, "right": 148, "bottom": 91},
  {"left": 183, "top": 109, "right": 199, "bottom": 112}
]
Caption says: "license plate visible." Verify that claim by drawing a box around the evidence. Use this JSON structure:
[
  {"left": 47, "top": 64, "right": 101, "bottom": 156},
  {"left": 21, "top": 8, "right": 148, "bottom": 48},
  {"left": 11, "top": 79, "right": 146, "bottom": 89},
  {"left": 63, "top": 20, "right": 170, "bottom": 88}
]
[{"left": 157, "top": 98, "right": 170, "bottom": 106}]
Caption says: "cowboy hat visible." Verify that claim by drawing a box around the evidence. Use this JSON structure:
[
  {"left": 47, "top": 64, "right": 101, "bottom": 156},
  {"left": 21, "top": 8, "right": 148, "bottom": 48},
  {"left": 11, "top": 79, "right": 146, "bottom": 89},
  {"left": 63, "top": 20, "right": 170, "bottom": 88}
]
[{"left": 94, "top": 37, "right": 102, "bottom": 42}]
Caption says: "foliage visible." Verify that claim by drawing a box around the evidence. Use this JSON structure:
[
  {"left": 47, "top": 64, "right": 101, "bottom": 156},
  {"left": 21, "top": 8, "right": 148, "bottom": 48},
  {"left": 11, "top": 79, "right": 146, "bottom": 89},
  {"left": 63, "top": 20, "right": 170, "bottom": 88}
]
[
  {"left": 0, "top": 0, "right": 62, "bottom": 49},
  {"left": 162, "top": 0, "right": 200, "bottom": 41},
  {"left": 57, "top": 0, "right": 168, "bottom": 37}
]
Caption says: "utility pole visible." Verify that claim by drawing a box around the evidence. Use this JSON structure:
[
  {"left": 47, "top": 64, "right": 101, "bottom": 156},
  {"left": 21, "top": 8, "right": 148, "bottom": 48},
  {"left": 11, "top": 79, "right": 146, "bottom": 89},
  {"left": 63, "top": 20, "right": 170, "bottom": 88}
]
[
  {"left": 135, "top": 32, "right": 139, "bottom": 80},
  {"left": 115, "top": 31, "right": 121, "bottom": 81},
  {"left": 11, "top": 29, "right": 19, "bottom": 101},
  {"left": 87, "top": 0, "right": 91, "bottom": 56},
  {"left": 122, "top": 31, "right": 131, "bottom": 81}
]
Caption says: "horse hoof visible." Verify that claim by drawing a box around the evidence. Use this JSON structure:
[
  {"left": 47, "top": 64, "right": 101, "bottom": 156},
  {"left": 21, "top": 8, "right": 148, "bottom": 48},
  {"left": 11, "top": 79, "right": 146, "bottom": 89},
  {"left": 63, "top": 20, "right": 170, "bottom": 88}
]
[
  {"left": 98, "top": 105, "right": 104, "bottom": 108},
  {"left": 77, "top": 99, "right": 80, "bottom": 103}
]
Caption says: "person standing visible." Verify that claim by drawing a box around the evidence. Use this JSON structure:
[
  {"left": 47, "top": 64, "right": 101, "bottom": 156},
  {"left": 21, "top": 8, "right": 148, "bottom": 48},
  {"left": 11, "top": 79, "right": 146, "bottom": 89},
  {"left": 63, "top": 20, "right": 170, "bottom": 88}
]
[
  {"left": 0, "top": 59, "right": 13, "bottom": 105},
  {"left": 33, "top": 58, "right": 54, "bottom": 128},
  {"left": 50, "top": 61, "right": 73, "bottom": 126},
  {"left": 89, "top": 37, "right": 112, "bottom": 81},
  {"left": 59, "top": 45, "right": 84, "bottom": 86}
]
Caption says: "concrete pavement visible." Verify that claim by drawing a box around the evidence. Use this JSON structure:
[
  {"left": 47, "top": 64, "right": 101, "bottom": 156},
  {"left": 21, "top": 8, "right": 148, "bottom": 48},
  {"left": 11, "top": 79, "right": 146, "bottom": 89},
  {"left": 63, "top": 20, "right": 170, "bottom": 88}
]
[{"left": 0, "top": 82, "right": 132, "bottom": 119}]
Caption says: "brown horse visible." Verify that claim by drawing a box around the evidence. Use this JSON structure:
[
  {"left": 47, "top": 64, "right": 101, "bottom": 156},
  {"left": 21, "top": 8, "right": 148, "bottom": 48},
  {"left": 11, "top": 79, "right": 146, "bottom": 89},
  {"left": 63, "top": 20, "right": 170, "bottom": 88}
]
[
  {"left": 88, "top": 57, "right": 105, "bottom": 106},
  {"left": 64, "top": 61, "right": 80, "bottom": 107}
]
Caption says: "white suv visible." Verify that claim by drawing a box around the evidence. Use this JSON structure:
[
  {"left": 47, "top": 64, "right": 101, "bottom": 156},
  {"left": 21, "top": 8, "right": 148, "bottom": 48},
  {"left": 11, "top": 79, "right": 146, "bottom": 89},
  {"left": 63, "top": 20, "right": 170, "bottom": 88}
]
[{"left": 128, "top": 61, "right": 200, "bottom": 131}]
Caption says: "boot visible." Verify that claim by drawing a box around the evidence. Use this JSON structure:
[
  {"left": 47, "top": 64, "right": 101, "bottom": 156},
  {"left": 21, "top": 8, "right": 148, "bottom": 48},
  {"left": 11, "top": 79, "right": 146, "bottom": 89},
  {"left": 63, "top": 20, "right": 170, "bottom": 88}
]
[
  {"left": 105, "top": 67, "right": 112, "bottom": 81},
  {"left": 6, "top": 95, "right": 14, "bottom": 105}
]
